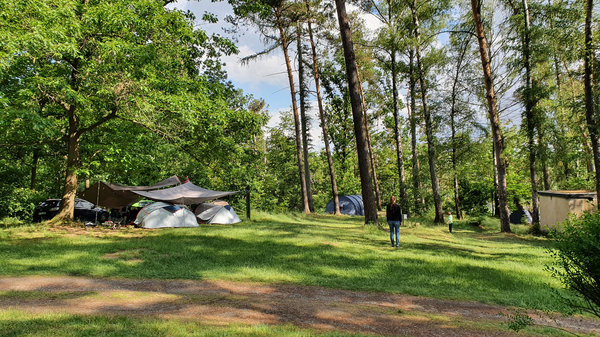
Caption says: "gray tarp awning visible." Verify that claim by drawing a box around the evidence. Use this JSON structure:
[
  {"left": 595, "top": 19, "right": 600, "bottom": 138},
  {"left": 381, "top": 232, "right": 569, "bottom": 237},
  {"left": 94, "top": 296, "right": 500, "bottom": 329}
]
[
  {"left": 79, "top": 175, "right": 182, "bottom": 209},
  {"left": 133, "top": 181, "right": 240, "bottom": 205}
]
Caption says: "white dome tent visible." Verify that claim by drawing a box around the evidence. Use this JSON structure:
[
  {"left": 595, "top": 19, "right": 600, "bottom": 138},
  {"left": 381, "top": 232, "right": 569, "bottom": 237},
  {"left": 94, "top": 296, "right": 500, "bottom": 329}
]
[
  {"left": 134, "top": 202, "right": 198, "bottom": 228},
  {"left": 195, "top": 202, "right": 241, "bottom": 225}
]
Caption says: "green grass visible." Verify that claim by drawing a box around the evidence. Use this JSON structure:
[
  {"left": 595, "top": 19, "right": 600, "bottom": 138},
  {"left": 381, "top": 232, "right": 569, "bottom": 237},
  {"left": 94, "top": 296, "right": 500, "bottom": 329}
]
[
  {"left": 0, "top": 212, "right": 577, "bottom": 313},
  {"left": 0, "top": 310, "right": 379, "bottom": 337}
]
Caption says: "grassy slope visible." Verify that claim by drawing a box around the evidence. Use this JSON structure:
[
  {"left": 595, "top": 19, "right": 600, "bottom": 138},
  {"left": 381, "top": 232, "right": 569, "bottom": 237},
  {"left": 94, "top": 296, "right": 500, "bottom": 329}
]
[{"left": 0, "top": 212, "right": 576, "bottom": 313}]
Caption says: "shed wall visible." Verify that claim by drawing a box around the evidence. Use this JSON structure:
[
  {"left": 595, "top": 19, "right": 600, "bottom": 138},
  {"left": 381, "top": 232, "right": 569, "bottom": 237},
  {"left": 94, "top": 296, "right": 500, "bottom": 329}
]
[{"left": 539, "top": 195, "right": 596, "bottom": 230}]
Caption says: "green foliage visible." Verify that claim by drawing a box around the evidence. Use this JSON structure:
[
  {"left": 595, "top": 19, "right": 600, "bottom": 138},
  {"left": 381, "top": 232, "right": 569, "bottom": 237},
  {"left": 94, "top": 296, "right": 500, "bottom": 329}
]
[
  {"left": 506, "top": 309, "right": 534, "bottom": 332},
  {"left": 0, "top": 187, "right": 45, "bottom": 220},
  {"left": 0, "top": 0, "right": 266, "bottom": 218},
  {"left": 0, "top": 217, "right": 25, "bottom": 228},
  {"left": 549, "top": 211, "right": 600, "bottom": 317},
  {"left": 459, "top": 179, "right": 492, "bottom": 216},
  {"left": 261, "top": 115, "right": 302, "bottom": 212}
]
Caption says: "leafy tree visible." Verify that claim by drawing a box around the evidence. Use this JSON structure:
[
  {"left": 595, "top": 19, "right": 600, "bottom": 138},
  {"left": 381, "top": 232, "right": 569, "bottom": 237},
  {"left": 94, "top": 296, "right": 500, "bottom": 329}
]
[
  {"left": 408, "top": 0, "right": 448, "bottom": 223},
  {"left": 583, "top": 0, "right": 600, "bottom": 209},
  {"left": 334, "top": 0, "right": 378, "bottom": 224},
  {"left": 230, "top": 0, "right": 311, "bottom": 213},
  {"left": 368, "top": 0, "right": 410, "bottom": 213},
  {"left": 0, "top": 0, "right": 241, "bottom": 221},
  {"left": 304, "top": 0, "right": 341, "bottom": 214},
  {"left": 471, "top": 0, "right": 511, "bottom": 232},
  {"left": 550, "top": 212, "right": 600, "bottom": 317}
]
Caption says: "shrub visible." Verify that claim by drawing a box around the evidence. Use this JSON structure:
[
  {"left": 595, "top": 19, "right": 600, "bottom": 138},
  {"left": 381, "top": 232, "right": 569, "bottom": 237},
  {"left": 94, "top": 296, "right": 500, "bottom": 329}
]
[
  {"left": 458, "top": 179, "right": 492, "bottom": 216},
  {"left": 548, "top": 212, "right": 600, "bottom": 317},
  {"left": 0, "top": 217, "right": 25, "bottom": 227},
  {"left": 0, "top": 187, "right": 46, "bottom": 220}
]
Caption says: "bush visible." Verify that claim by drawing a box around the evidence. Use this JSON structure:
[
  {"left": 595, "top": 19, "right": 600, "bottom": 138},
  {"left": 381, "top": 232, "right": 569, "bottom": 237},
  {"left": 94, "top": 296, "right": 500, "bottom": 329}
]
[
  {"left": 459, "top": 179, "right": 492, "bottom": 216},
  {"left": 0, "top": 217, "right": 25, "bottom": 227},
  {"left": 548, "top": 212, "right": 600, "bottom": 317},
  {"left": 0, "top": 187, "right": 46, "bottom": 220}
]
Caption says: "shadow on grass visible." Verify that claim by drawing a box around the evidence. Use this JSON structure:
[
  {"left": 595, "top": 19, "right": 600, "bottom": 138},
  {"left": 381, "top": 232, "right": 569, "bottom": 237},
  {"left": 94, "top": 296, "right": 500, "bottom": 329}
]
[
  {"left": 0, "top": 291, "right": 97, "bottom": 301},
  {"left": 0, "top": 215, "right": 574, "bottom": 313},
  {"left": 0, "top": 308, "right": 517, "bottom": 337}
]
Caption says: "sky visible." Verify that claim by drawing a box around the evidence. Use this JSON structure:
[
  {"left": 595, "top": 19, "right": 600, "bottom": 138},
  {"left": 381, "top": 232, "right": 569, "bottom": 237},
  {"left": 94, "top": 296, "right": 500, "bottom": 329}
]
[{"left": 167, "top": 0, "right": 386, "bottom": 144}]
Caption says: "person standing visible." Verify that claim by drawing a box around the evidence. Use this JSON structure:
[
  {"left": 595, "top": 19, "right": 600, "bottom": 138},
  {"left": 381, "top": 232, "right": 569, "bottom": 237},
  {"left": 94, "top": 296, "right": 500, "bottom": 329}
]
[
  {"left": 447, "top": 211, "right": 454, "bottom": 233},
  {"left": 386, "top": 196, "right": 402, "bottom": 247}
]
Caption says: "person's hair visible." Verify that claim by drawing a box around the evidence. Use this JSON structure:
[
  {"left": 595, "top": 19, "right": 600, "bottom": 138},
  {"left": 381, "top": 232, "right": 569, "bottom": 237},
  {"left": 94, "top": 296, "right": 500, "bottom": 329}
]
[{"left": 390, "top": 196, "right": 397, "bottom": 204}]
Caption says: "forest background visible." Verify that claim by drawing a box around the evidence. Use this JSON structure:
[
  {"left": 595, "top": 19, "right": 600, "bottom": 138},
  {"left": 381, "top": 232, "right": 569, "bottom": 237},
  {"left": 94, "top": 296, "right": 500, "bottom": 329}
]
[{"left": 0, "top": 0, "right": 594, "bottom": 226}]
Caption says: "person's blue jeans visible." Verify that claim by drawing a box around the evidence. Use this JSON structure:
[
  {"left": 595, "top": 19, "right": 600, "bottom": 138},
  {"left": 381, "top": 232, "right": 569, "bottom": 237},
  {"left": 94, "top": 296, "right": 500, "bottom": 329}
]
[{"left": 388, "top": 220, "right": 401, "bottom": 247}]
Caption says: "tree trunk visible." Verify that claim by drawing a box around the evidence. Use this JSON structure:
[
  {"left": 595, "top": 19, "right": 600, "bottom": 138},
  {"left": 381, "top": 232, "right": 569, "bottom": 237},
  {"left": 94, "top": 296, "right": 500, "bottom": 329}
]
[
  {"left": 449, "top": 35, "right": 470, "bottom": 220},
  {"left": 584, "top": 0, "right": 600, "bottom": 208},
  {"left": 305, "top": 0, "right": 340, "bottom": 215},
  {"left": 357, "top": 73, "right": 382, "bottom": 211},
  {"left": 450, "top": 60, "right": 462, "bottom": 220},
  {"left": 571, "top": 80, "right": 596, "bottom": 174},
  {"left": 408, "top": 49, "right": 422, "bottom": 215},
  {"left": 471, "top": 0, "right": 511, "bottom": 232},
  {"left": 539, "top": 127, "right": 551, "bottom": 190},
  {"left": 334, "top": 0, "right": 378, "bottom": 224},
  {"left": 276, "top": 11, "right": 310, "bottom": 214},
  {"left": 521, "top": 0, "right": 540, "bottom": 224},
  {"left": 550, "top": 6, "right": 568, "bottom": 183},
  {"left": 411, "top": 0, "right": 443, "bottom": 223},
  {"left": 391, "top": 50, "right": 408, "bottom": 214},
  {"left": 52, "top": 106, "right": 80, "bottom": 222},
  {"left": 297, "top": 22, "right": 314, "bottom": 212}
]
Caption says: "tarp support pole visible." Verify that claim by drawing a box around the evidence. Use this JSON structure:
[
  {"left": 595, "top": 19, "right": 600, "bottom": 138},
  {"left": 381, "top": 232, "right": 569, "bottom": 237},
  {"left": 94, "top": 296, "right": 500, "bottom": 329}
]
[{"left": 246, "top": 185, "right": 251, "bottom": 220}]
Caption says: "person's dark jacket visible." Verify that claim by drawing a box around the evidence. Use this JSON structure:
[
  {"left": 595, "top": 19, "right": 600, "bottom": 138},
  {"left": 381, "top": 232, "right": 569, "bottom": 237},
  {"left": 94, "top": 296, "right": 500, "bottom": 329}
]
[{"left": 386, "top": 203, "right": 402, "bottom": 222}]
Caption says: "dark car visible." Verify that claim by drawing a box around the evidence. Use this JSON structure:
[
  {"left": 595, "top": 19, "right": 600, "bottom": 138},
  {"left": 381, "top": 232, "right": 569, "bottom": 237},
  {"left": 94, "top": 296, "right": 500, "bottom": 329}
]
[{"left": 33, "top": 198, "right": 109, "bottom": 223}]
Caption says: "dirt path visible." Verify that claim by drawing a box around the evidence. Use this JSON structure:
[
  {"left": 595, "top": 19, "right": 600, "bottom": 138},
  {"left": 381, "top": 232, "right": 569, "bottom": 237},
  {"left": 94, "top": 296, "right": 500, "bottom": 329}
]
[{"left": 0, "top": 276, "right": 598, "bottom": 336}]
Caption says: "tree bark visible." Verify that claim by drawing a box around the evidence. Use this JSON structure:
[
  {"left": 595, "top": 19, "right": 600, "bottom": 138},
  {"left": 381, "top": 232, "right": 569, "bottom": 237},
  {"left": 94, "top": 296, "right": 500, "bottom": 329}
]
[
  {"left": 334, "top": 0, "right": 378, "bottom": 224},
  {"left": 408, "top": 49, "right": 422, "bottom": 215},
  {"left": 357, "top": 74, "right": 382, "bottom": 211},
  {"left": 539, "top": 126, "right": 551, "bottom": 190},
  {"left": 305, "top": 0, "right": 340, "bottom": 215},
  {"left": 521, "top": 0, "right": 540, "bottom": 224},
  {"left": 52, "top": 105, "right": 80, "bottom": 222},
  {"left": 450, "top": 36, "right": 470, "bottom": 220},
  {"left": 297, "top": 22, "right": 314, "bottom": 212},
  {"left": 410, "top": 0, "right": 443, "bottom": 223},
  {"left": 584, "top": 0, "right": 600, "bottom": 209},
  {"left": 276, "top": 10, "right": 310, "bottom": 214},
  {"left": 391, "top": 50, "right": 408, "bottom": 214},
  {"left": 471, "top": 0, "right": 511, "bottom": 232}
]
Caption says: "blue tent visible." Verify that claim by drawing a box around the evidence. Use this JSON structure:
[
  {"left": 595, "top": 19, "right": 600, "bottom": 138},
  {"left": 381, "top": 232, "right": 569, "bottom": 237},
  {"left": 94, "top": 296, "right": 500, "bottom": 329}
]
[
  {"left": 325, "top": 195, "right": 364, "bottom": 215},
  {"left": 509, "top": 209, "right": 533, "bottom": 224}
]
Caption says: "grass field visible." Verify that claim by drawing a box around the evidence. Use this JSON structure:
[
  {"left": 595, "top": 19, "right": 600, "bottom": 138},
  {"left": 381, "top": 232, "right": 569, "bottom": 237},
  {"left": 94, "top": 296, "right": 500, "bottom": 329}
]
[
  {"left": 0, "top": 212, "right": 577, "bottom": 314},
  {"left": 0, "top": 309, "right": 376, "bottom": 337}
]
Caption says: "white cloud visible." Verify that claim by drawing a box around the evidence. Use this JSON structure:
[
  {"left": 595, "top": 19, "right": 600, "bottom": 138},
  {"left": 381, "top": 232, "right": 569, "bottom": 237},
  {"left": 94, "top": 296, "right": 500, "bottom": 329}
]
[
  {"left": 346, "top": 3, "right": 385, "bottom": 38},
  {"left": 223, "top": 45, "right": 289, "bottom": 89}
]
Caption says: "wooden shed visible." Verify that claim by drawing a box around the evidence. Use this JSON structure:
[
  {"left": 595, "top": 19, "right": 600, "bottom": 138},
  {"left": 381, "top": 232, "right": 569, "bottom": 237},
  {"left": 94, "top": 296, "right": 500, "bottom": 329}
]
[{"left": 538, "top": 190, "right": 597, "bottom": 230}]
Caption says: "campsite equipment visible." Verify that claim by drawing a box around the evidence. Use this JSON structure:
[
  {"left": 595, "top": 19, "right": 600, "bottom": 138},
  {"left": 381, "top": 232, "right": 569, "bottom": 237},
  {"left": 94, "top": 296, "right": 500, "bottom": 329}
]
[
  {"left": 134, "top": 202, "right": 198, "bottom": 228},
  {"left": 509, "top": 209, "right": 533, "bottom": 224},
  {"left": 79, "top": 175, "right": 182, "bottom": 209},
  {"left": 195, "top": 202, "right": 241, "bottom": 224},
  {"left": 33, "top": 198, "right": 109, "bottom": 223},
  {"left": 133, "top": 181, "right": 240, "bottom": 205},
  {"left": 325, "top": 195, "right": 364, "bottom": 215}
]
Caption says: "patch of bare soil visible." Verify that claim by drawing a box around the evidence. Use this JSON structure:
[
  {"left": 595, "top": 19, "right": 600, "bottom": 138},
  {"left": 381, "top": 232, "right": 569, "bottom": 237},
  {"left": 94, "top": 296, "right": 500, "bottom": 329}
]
[{"left": 0, "top": 276, "right": 598, "bottom": 337}]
